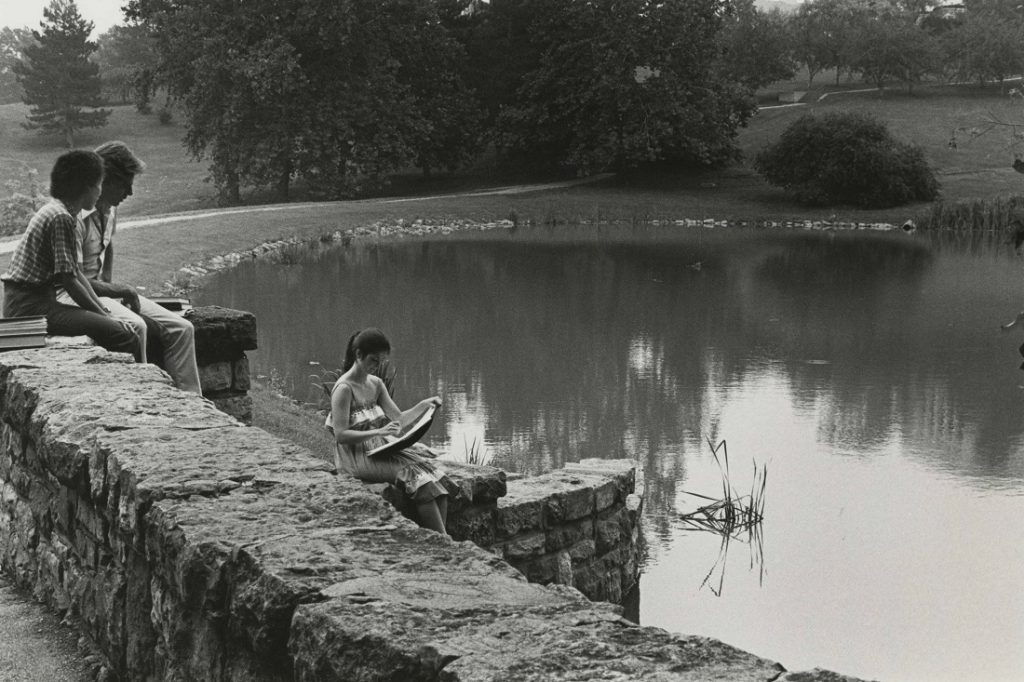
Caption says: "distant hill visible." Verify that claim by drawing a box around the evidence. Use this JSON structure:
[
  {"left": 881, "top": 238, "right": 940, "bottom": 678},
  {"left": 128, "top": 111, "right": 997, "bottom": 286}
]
[{"left": 755, "top": 0, "right": 801, "bottom": 13}]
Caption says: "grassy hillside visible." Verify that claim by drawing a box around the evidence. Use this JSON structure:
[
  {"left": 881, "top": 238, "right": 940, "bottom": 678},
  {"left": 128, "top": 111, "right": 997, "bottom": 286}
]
[
  {"left": 0, "top": 103, "right": 216, "bottom": 216},
  {"left": 2, "top": 85, "right": 1024, "bottom": 228}
]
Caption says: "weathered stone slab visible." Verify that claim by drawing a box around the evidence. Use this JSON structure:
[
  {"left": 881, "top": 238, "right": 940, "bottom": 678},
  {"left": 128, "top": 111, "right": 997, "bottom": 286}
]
[
  {"left": 291, "top": 590, "right": 788, "bottom": 682},
  {"left": 435, "top": 461, "right": 506, "bottom": 506},
  {"left": 188, "top": 306, "right": 257, "bottom": 360}
]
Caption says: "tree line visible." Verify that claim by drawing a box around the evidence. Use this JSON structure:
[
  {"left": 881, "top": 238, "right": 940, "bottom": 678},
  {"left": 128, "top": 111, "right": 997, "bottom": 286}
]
[{"left": 4, "top": 0, "right": 1024, "bottom": 203}]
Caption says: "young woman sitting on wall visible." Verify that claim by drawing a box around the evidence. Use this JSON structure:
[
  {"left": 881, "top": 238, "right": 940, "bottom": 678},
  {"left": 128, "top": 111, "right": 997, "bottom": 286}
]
[{"left": 326, "top": 328, "right": 456, "bottom": 534}]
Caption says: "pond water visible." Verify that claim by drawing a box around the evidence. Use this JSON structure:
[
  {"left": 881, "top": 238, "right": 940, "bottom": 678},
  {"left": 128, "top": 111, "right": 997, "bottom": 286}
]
[{"left": 196, "top": 224, "right": 1024, "bottom": 682}]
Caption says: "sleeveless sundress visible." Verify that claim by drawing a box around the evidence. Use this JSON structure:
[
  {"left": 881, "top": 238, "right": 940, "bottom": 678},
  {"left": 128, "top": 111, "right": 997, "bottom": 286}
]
[{"left": 326, "top": 381, "right": 455, "bottom": 503}]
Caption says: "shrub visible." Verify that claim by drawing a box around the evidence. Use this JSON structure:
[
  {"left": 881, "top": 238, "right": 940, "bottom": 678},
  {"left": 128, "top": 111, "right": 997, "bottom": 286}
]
[
  {"left": 157, "top": 107, "right": 173, "bottom": 125},
  {"left": 753, "top": 112, "right": 939, "bottom": 208}
]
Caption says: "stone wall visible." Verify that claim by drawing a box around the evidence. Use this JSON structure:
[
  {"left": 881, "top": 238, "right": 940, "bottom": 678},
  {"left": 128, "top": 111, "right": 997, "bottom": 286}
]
[
  {"left": 375, "top": 459, "right": 643, "bottom": 604},
  {"left": 190, "top": 306, "right": 256, "bottom": 424},
  {"left": 0, "top": 341, "right": 865, "bottom": 681}
]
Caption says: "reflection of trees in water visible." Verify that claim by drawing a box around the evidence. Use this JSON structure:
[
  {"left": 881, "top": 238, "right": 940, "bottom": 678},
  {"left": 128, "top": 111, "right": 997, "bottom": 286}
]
[{"left": 197, "top": 227, "right": 1024, "bottom": 544}]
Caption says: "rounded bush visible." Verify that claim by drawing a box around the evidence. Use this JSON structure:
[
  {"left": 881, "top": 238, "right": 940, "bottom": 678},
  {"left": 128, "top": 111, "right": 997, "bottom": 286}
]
[{"left": 753, "top": 112, "right": 939, "bottom": 208}]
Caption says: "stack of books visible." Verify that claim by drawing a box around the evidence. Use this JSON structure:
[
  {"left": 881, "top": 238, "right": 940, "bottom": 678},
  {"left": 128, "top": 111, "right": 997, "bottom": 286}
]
[{"left": 0, "top": 316, "right": 47, "bottom": 350}]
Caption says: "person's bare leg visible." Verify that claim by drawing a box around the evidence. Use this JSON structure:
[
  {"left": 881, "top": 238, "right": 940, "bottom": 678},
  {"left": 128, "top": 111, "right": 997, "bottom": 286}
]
[
  {"left": 416, "top": 500, "right": 447, "bottom": 534},
  {"left": 437, "top": 496, "right": 448, "bottom": 526}
]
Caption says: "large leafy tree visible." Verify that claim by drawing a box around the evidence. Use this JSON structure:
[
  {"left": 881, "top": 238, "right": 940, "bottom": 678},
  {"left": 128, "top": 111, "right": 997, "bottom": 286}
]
[
  {"left": 949, "top": 6, "right": 1024, "bottom": 86},
  {"left": 717, "top": 2, "right": 795, "bottom": 91},
  {"left": 95, "top": 23, "right": 160, "bottom": 110},
  {"left": 127, "top": 0, "right": 481, "bottom": 202},
  {"left": 845, "top": 8, "right": 941, "bottom": 92},
  {"left": 495, "top": 0, "right": 756, "bottom": 173},
  {"left": 14, "top": 0, "right": 110, "bottom": 147}
]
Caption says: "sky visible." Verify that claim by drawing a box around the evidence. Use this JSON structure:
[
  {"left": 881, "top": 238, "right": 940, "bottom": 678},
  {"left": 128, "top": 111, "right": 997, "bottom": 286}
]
[{"left": 3, "top": 0, "right": 125, "bottom": 36}]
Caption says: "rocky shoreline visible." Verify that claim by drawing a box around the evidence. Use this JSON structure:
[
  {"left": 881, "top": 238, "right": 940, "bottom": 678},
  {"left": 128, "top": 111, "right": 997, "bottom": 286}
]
[{"left": 160, "top": 215, "right": 906, "bottom": 297}]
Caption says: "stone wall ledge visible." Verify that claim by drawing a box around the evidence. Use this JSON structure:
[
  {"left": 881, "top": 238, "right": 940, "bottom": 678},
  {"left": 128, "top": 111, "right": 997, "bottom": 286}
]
[{"left": 0, "top": 343, "right": 872, "bottom": 681}]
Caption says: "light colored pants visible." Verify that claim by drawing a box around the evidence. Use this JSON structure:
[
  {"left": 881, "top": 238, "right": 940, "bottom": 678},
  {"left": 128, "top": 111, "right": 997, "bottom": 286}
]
[{"left": 57, "top": 291, "right": 202, "bottom": 394}]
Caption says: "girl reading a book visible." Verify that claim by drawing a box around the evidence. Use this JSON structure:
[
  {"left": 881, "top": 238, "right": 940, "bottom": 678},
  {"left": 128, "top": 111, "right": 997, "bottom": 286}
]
[{"left": 326, "top": 328, "right": 456, "bottom": 534}]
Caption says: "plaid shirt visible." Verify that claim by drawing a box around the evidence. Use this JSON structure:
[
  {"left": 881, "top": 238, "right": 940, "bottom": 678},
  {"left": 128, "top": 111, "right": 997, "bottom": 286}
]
[{"left": 1, "top": 200, "right": 80, "bottom": 286}]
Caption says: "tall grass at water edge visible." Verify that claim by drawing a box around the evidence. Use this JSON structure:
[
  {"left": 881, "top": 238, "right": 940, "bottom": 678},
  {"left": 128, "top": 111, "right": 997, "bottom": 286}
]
[{"left": 914, "top": 194, "right": 1024, "bottom": 248}]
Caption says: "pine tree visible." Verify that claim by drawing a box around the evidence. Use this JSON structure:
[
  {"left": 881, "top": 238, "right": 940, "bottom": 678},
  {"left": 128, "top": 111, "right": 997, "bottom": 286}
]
[{"left": 14, "top": 0, "right": 110, "bottom": 147}]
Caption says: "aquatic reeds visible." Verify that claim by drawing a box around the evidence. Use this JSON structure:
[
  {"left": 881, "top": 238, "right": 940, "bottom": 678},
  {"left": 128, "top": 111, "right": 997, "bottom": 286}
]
[
  {"left": 679, "top": 438, "right": 767, "bottom": 596},
  {"left": 915, "top": 195, "right": 1024, "bottom": 246},
  {"left": 462, "top": 435, "right": 490, "bottom": 466},
  {"left": 679, "top": 439, "right": 766, "bottom": 536}
]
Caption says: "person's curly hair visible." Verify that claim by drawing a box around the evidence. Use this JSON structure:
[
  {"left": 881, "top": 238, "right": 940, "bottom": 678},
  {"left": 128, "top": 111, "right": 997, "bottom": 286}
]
[{"left": 49, "top": 150, "right": 104, "bottom": 203}]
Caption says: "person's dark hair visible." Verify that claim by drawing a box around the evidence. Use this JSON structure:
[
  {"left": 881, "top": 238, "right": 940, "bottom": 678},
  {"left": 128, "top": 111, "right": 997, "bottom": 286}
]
[
  {"left": 49, "top": 150, "right": 104, "bottom": 203},
  {"left": 343, "top": 328, "right": 391, "bottom": 371},
  {"left": 94, "top": 140, "right": 145, "bottom": 181}
]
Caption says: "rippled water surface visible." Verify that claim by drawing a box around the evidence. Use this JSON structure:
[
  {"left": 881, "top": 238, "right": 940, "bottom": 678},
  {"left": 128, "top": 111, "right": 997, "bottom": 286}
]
[{"left": 198, "top": 225, "right": 1024, "bottom": 681}]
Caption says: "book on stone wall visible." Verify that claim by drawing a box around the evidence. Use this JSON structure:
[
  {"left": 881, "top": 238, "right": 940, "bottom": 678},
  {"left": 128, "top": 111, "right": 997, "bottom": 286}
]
[
  {"left": 150, "top": 296, "right": 193, "bottom": 313},
  {"left": 0, "top": 315, "right": 47, "bottom": 350},
  {"left": 366, "top": 404, "right": 438, "bottom": 458}
]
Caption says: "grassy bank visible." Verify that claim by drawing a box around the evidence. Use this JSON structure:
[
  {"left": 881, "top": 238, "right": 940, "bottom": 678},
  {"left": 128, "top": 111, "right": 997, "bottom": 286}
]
[{"left": 4, "top": 84, "right": 1024, "bottom": 229}]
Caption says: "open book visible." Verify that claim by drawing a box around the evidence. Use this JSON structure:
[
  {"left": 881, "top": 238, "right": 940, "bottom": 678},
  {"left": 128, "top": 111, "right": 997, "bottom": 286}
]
[{"left": 366, "top": 404, "right": 437, "bottom": 458}]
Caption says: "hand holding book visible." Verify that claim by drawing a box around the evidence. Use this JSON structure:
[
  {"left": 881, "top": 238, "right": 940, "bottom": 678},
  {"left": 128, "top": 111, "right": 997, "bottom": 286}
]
[{"left": 366, "top": 403, "right": 438, "bottom": 458}]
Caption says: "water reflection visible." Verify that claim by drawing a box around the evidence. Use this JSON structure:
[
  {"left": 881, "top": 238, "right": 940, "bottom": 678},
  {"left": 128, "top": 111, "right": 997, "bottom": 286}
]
[{"left": 197, "top": 224, "right": 1024, "bottom": 681}]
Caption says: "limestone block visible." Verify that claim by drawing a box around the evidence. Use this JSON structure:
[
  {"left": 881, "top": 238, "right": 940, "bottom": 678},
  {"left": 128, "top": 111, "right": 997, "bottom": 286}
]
[
  {"left": 563, "top": 458, "right": 636, "bottom": 505},
  {"left": 593, "top": 478, "right": 621, "bottom": 512},
  {"left": 189, "top": 306, "right": 258, "bottom": 362},
  {"left": 211, "top": 394, "right": 253, "bottom": 424},
  {"left": 435, "top": 461, "right": 507, "bottom": 506},
  {"left": 494, "top": 496, "right": 544, "bottom": 538},
  {"left": 198, "top": 360, "right": 233, "bottom": 393},
  {"left": 10, "top": 465, "right": 33, "bottom": 499},
  {"left": 544, "top": 518, "right": 594, "bottom": 553},
  {"left": 75, "top": 501, "right": 107, "bottom": 544},
  {"left": 446, "top": 504, "right": 496, "bottom": 546},
  {"left": 291, "top": 591, "right": 785, "bottom": 682},
  {"left": 514, "top": 550, "right": 574, "bottom": 585},
  {"left": 595, "top": 507, "right": 630, "bottom": 555},
  {"left": 232, "top": 357, "right": 251, "bottom": 391},
  {"left": 497, "top": 531, "right": 546, "bottom": 560},
  {"left": 0, "top": 481, "right": 17, "bottom": 515},
  {"left": 543, "top": 473, "right": 597, "bottom": 523},
  {"left": 566, "top": 538, "right": 597, "bottom": 564}
]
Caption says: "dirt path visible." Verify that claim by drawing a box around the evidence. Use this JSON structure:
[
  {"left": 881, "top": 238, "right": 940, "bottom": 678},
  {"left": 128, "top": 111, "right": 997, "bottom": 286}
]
[{"left": 0, "top": 580, "right": 93, "bottom": 681}]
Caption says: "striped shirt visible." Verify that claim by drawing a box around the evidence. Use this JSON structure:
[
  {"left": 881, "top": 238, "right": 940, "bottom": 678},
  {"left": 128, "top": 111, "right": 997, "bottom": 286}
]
[{"left": 1, "top": 200, "right": 80, "bottom": 286}]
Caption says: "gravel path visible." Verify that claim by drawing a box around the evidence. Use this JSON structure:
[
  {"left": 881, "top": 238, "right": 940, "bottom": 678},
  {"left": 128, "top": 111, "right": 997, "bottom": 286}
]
[{"left": 0, "top": 578, "right": 93, "bottom": 681}]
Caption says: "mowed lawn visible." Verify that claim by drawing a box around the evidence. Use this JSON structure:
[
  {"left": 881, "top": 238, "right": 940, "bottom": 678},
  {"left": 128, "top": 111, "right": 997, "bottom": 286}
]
[
  {"left": 0, "top": 103, "right": 217, "bottom": 216},
  {"left": 2, "top": 84, "right": 1024, "bottom": 236}
]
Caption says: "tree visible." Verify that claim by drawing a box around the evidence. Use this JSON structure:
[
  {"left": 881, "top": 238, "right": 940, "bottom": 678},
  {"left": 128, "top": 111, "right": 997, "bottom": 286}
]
[
  {"left": 717, "top": 2, "right": 796, "bottom": 90},
  {"left": 127, "top": 0, "right": 481, "bottom": 202},
  {"left": 0, "top": 27, "right": 34, "bottom": 105},
  {"left": 949, "top": 7, "right": 1024, "bottom": 86},
  {"left": 494, "top": 0, "right": 756, "bottom": 173},
  {"left": 95, "top": 23, "right": 160, "bottom": 111},
  {"left": 14, "top": 0, "right": 110, "bottom": 147},
  {"left": 845, "top": 10, "right": 941, "bottom": 91}
]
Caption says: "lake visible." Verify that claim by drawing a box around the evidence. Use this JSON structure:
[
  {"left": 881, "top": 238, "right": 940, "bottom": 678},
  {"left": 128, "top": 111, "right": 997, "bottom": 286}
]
[{"left": 196, "top": 224, "right": 1024, "bottom": 681}]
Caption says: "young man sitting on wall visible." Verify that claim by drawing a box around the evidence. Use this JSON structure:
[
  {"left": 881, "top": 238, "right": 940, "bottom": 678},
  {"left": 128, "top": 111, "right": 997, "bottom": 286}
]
[{"left": 56, "top": 141, "right": 202, "bottom": 394}]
